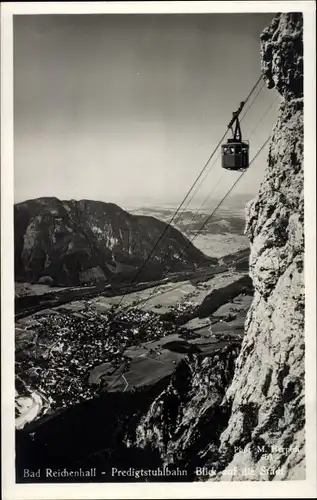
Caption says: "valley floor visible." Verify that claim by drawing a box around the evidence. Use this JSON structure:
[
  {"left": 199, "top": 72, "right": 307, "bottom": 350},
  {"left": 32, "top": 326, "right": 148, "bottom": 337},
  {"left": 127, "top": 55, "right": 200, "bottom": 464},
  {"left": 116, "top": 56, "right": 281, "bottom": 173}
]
[{"left": 15, "top": 265, "right": 252, "bottom": 481}]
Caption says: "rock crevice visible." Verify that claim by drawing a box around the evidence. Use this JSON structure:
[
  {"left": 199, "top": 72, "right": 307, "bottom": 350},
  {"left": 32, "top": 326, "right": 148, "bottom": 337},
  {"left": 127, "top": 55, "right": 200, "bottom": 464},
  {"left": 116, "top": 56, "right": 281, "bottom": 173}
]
[
  {"left": 132, "top": 12, "right": 304, "bottom": 482},
  {"left": 213, "top": 12, "right": 304, "bottom": 481}
]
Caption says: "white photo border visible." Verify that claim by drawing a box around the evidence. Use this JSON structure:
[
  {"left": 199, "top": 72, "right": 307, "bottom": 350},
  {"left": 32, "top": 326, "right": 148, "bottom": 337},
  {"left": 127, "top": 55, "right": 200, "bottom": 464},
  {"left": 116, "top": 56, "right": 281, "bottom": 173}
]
[{"left": 1, "top": 2, "right": 316, "bottom": 499}]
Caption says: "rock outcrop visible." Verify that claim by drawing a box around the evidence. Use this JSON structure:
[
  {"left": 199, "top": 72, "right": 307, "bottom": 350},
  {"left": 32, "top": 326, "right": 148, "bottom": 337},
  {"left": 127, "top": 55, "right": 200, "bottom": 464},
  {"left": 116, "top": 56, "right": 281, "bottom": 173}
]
[
  {"left": 132, "top": 12, "right": 304, "bottom": 481},
  {"left": 135, "top": 345, "right": 241, "bottom": 475},
  {"left": 14, "top": 13, "right": 305, "bottom": 483},
  {"left": 211, "top": 12, "right": 305, "bottom": 481},
  {"left": 14, "top": 197, "right": 211, "bottom": 286}
]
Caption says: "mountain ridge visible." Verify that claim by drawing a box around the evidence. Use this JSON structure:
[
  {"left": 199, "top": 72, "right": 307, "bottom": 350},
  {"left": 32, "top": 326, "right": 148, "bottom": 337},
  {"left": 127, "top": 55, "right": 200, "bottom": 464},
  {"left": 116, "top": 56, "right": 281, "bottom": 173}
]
[{"left": 15, "top": 197, "right": 213, "bottom": 286}]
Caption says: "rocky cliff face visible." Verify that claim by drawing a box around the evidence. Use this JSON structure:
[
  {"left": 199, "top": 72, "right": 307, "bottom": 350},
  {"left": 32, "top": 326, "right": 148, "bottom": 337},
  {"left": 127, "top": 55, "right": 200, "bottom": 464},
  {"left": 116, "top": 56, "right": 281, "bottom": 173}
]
[
  {"left": 133, "top": 13, "right": 304, "bottom": 481},
  {"left": 135, "top": 345, "right": 240, "bottom": 474},
  {"left": 14, "top": 197, "right": 211, "bottom": 286},
  {"left": 213, "top": 11, "right": 304, "bottom": 481},
  {"left": 14, "top": 13, "right": 305, "bottom": 483}
]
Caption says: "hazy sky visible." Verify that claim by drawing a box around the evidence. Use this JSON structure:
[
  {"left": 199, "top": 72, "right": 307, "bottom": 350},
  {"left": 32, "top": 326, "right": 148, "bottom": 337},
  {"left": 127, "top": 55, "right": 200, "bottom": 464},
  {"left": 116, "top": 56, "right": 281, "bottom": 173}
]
[{"left": 14, "top": 13, "right": 279, "bottom": 208}]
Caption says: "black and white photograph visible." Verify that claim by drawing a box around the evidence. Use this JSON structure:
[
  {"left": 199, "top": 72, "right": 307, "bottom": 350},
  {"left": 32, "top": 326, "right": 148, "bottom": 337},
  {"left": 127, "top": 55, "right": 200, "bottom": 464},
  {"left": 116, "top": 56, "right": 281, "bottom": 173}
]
[{"left": 1, "top": 1, "right": 316, "bottom": 499}]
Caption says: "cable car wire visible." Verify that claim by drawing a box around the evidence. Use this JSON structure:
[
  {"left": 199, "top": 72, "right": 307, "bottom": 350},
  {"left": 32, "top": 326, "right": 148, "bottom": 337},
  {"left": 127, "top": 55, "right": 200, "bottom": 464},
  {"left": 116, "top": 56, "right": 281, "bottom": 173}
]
[
  {"left": 117, "top": 95, "right": 277, "bottom": 314},
  {"left": 240, "top": 81, "right": 266, "bottom": 121},
  {"left": 179, "top": 172, "right": 225, "bottom": 237},
  {"left": 193, "top": 95, "right": 277, "bottom": 211},
  {"left": 115, "top": 74, "right": 264, "bottom": 311},
  {"left": 175, "top": 82, "right": 267, "bottom": 223},
  {"left": 191, "top": 136, "right": 270, "bottom": 243},
  {"left": 245, "top": 95, "right": 279, "bottom": 138},
  {"left": 194, "top": 94, "right": 278, "bottom": 220},
  {"left": 134, "top": 135, "right": 271, "bottom": 310},
  {"left": 118, "top": 134, "right": 271, "bottom": 314},
  {"left": 174, "top": 153, "right": 221, "bottom": 221}
]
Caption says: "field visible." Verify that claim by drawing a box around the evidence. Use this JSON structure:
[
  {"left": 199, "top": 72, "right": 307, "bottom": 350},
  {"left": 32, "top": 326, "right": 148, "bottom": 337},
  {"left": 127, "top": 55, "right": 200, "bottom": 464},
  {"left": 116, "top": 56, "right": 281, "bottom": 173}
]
[
  {"left": 15, "top": 265, "right": 252, "bottom": 429},
  {"left": 129, "top": 205, "right": 249, "bottom": 258}
]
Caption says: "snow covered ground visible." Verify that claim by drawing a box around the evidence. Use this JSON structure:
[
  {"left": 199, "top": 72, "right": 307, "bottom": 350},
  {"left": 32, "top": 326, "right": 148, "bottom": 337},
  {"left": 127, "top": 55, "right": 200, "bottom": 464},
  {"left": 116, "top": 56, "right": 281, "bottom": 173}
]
[{"left": 15, "top": 391, "right": 51, "bottom": 429}]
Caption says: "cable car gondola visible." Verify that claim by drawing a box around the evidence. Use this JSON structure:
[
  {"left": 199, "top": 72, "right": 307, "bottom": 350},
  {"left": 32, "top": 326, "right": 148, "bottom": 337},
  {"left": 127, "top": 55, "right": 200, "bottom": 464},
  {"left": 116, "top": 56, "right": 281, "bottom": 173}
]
[{"left": 221, "top": 104, "right": 249, "bottom": 171}]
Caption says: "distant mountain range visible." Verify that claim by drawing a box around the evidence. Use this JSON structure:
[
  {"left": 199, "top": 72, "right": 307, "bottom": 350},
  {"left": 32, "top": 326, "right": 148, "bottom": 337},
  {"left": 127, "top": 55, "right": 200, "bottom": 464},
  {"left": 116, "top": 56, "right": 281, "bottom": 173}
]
[
  {"left": 14, "top": 197, "right": 214, "bottom": 286},
  {"left": 123, "top": 193, "right": 255, "bottom": 212},
  {"left": 129, "top": 207, "right": 247, "bottom": 235}
]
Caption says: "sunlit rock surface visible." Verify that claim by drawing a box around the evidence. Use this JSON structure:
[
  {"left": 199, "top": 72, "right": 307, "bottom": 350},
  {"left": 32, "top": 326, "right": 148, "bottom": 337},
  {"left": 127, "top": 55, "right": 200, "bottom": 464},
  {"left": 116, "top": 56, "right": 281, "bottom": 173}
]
[
  {"left": 214, "top": 12, "right": 304, "bottom": 481},
  {"left": 15, "top": 13, "right": 305, "bottom": 482},
  {"left": 133, "top": 13, "right": 305, "bottom": 482}
]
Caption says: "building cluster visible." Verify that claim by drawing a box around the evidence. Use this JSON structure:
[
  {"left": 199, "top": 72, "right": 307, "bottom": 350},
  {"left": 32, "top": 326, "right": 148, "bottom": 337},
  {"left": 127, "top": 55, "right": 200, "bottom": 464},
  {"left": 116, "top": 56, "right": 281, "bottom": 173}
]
[{"left": 15, "top": 301, "right": 187, "bottom": 411}]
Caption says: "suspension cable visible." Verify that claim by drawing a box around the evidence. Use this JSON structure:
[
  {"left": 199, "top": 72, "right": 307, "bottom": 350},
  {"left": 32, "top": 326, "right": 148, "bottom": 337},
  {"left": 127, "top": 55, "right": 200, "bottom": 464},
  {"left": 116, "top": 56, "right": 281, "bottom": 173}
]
[
  {"left": 173, "top": 94, "right": 279, "bottom": 241},
  {"left": 245, "top": 95, "right": 279, "bottom": 138},
  {"left": 115, "top": 74, "right": 264, "bottom": 310},
  {"left": 121, "top": 135, "right": 271, "bottom": 313},
  {"left": 174, "top": 81, "right": 267, "bottom": 223},
  {"left": 116, "top": 95, "right": 277, "bottom": 314},
  {"left": 183, "top": 94, "right": 278, "bottom": 229},
  {"left": 191, "top": 137, "right": 270, "bottom": 243},
  {"left": 240, "top": 81, "right": 266, "bottom": 121},
  {"left": 179, "top": 172, "right": 225, "bottom": 237}
]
